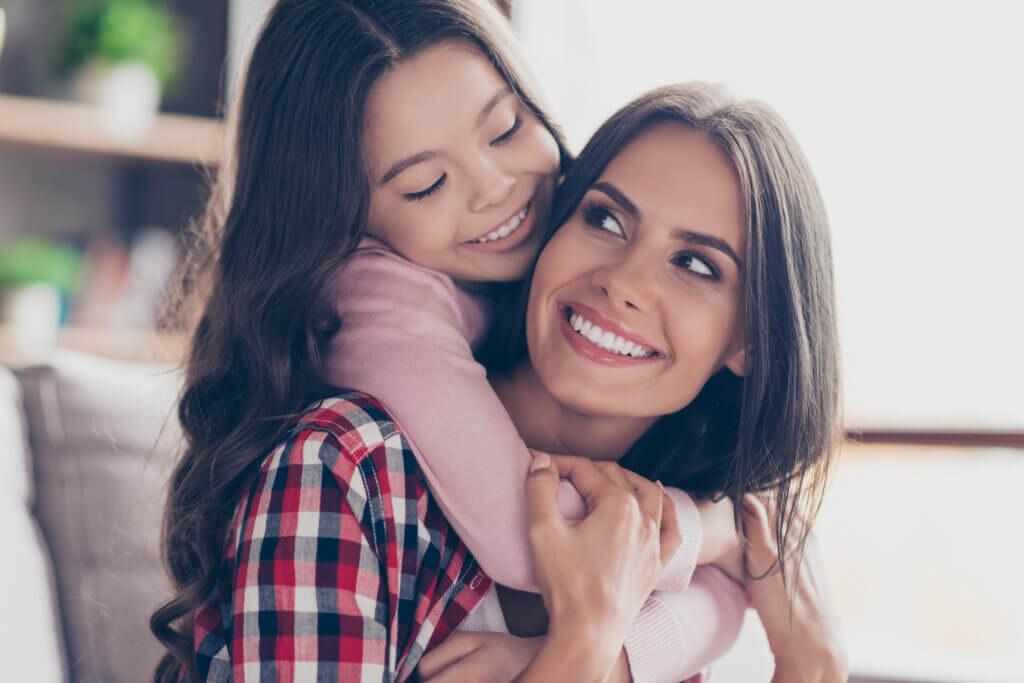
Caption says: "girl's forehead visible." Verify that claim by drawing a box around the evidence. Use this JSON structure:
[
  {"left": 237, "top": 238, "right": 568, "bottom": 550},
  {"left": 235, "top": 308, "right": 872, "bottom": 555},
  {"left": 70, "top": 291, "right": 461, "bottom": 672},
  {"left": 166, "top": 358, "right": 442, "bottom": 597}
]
[{"left": 362, "top": 42, "right": 510, "bottom": 170}]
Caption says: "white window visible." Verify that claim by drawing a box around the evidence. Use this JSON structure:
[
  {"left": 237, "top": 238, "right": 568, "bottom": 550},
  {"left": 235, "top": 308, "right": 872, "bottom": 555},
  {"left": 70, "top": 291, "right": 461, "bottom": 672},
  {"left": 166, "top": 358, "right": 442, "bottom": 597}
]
[{"left": 512, "top": 0, "right": 1024, "bottom": 431}]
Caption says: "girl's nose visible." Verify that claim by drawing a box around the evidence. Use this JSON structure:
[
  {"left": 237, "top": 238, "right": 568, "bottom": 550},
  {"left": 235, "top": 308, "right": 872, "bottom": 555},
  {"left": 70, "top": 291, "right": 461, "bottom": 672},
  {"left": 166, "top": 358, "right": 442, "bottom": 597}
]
[{"left": 469, "top": 156, "right": 515, "bottom": 212}]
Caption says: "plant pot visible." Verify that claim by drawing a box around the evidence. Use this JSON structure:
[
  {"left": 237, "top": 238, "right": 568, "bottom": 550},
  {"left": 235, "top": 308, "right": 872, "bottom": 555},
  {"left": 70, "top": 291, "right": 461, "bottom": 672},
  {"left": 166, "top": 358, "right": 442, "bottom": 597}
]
[{"left": 70, "top": 59, "right": 161, "bottom": 141}]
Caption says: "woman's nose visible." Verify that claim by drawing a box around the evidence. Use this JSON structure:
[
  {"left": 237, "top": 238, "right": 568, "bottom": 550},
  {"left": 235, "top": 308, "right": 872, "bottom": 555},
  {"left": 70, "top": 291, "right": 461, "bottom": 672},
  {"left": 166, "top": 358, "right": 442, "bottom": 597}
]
[
  {"left": 469, "top": 155, "right": 515, "bottom": 212},
  {"left": 590, "top": 252, "right": 655, "bottom": 312}
]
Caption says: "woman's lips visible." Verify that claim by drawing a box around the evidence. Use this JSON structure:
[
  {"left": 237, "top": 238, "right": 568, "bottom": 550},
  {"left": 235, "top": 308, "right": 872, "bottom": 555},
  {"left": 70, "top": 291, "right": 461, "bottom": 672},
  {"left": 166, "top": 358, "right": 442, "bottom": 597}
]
[
  {"left": 462, "top": 199, "right": 535, "bottom": 253},
  {"left": 561, "top": 301, "right": 662, "bottom": 355},
  {"left": 558, "top": 303, "right": 663, "bottom": 367}
]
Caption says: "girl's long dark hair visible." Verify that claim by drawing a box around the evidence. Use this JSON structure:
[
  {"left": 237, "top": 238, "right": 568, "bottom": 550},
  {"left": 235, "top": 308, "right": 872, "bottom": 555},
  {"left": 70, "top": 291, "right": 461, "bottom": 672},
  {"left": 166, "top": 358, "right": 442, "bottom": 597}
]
[
  {"left": 150, "top": 2, "right": 567, "bottom": 680},
  {"left": 482, "top": 82, "right": 842, "bottom": 577}
]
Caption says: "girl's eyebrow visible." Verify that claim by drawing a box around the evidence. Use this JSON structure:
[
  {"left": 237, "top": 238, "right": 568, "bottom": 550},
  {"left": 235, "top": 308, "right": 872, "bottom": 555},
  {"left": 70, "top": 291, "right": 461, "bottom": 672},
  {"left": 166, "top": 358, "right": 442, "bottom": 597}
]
[
  {"left": 379, "top": 87, "right": 513, "bottom": 185},
  {"left": 591, "top": 181, "right": 743, "bottom": 269}
]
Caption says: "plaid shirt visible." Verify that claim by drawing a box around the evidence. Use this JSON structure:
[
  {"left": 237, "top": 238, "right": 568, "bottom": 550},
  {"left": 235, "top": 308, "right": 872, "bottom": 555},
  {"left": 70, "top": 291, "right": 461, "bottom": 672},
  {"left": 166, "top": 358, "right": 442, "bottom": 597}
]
[{"left": 192, "top": 392, "right": 493, "bottom": 682}]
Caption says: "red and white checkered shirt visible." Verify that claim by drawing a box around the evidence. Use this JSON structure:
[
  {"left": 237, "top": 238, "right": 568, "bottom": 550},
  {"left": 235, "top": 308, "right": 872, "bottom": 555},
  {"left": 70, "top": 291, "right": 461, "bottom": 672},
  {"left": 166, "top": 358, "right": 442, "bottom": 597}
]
[{"left": 192, "top": 392, "right": 492, "bottom": 682}]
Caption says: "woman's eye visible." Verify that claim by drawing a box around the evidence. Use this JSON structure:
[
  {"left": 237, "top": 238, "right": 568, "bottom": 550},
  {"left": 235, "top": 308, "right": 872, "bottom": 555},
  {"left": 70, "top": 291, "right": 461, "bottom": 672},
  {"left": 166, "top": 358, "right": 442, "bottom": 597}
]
[
  {"left": 582, "top": 203, "right": 625, "bottom": 238},
  {"left": 404, "top": 173, "right": 447, "bottom": 201},
  {"left": 490, "top": 116, "right": 522, "bottom": 145},
  {"left": 673, "top": 252, "right": 719, "bottom": 280}
]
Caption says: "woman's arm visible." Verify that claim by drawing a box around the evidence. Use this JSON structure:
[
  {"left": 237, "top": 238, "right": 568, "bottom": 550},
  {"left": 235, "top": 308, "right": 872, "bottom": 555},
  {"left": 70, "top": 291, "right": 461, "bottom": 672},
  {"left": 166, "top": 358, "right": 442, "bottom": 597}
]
[{"left": 741, "top": 495, "right": 848, "bottom": 683}]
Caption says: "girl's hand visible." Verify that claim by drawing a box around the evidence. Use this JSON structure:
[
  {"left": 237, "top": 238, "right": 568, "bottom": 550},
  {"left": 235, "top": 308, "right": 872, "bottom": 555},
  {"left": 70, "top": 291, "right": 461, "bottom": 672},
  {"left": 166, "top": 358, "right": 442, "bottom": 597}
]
[
  {"left": 741, "top": 494, "right": 848, "bottom": 683},
  {"left": 418, "top": 632, "right": 542, "bottom": 683},
  {"left": 418, "top": 632, "right": 632, "bottom": 683},
  {"left": 697, "top": 495, "right": 743, "bottom": 583}
]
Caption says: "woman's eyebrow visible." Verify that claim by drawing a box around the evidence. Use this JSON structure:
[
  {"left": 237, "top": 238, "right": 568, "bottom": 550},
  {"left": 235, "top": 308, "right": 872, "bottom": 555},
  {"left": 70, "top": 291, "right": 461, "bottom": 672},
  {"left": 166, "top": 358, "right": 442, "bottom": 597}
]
[
  {"left": 379, "top": 87, "right": 513, "bottom": 186},
  {"left": 592, "top": 182, "right": 640, "bottom": 217},
  {"left": 671, "top": 229, "right": 743, "bottom": 270},
  {"left": 591, "top": 181, "right": 742, "bottom": 269}
]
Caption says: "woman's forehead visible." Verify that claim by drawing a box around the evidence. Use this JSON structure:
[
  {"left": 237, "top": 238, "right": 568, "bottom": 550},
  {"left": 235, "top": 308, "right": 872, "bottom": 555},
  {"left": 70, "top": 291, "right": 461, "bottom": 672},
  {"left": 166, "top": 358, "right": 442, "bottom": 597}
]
[{"left": 595, "top": 123, "right": 745, "bottom": 253}]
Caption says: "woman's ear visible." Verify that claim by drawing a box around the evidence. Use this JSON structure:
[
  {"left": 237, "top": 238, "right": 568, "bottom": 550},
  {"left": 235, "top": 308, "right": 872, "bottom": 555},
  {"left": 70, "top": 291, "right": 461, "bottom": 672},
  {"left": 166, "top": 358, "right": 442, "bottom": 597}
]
[{"left": 724, "top": 346, "right": 751, "bottom": 377}]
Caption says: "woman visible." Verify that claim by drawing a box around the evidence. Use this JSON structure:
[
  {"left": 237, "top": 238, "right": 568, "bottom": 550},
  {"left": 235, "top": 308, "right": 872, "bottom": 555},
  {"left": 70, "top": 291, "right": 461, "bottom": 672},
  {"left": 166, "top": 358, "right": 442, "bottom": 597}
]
[{"left": 420, "top": 83, "right": 844, "bottom": 680}]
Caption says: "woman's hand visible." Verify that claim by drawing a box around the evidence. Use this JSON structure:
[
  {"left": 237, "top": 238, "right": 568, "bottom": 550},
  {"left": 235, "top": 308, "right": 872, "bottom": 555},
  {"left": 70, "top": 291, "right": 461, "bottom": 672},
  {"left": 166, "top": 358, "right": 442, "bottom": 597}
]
[
  {"left": 508, "top": 450, "right": 680, "bottom": 682},
  {"left": 741, "top": 494, "right": 848, "bottom": 683}
]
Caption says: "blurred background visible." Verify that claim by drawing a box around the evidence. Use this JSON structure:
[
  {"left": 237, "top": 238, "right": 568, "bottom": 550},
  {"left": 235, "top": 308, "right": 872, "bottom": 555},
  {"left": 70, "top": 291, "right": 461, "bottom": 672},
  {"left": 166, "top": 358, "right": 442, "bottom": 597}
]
[{"left": 0, "top": 1, "right": 1020, "bottom": 681}]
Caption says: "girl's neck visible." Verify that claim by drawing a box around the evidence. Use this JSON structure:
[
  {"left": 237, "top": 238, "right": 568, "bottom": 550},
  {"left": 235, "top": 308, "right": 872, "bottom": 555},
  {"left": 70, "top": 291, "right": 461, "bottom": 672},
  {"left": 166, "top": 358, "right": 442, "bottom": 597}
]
[{"left": 491, "top": 363, "right": 656, "bottom": 462}]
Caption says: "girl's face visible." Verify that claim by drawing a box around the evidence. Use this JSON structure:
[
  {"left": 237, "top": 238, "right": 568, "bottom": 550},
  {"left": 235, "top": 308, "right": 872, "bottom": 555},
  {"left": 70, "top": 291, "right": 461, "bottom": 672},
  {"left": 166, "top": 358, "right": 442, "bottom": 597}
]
[
  {"left": 526, "top": 122, "right": 749, "bottom": 419},
  {"left": 362, "top": 41, "right": 560, "bottom": 282}
]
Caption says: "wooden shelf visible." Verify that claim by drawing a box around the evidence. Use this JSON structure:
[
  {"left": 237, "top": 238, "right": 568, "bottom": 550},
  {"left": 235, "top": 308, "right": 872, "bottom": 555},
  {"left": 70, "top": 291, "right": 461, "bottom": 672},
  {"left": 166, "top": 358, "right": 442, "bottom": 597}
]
[{"left": 0, "top": 94, "right": 224, "bottom": 165}]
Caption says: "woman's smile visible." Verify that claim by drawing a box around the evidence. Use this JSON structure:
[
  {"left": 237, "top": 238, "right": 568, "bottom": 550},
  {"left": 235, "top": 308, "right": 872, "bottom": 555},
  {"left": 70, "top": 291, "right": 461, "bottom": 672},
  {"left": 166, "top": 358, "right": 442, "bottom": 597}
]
[{"left": 558, "top": 302, "right": 663, "bottom": 366}]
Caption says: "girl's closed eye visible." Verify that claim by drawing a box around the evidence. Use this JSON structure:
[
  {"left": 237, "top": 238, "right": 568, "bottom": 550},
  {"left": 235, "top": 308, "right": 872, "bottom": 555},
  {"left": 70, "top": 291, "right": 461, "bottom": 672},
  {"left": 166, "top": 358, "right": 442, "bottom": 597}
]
[
  {"left": 404, "top": 173, "right": 447, "bottom": 201},
  {"left": 672, "top": 251, "right": 720, "bottom": 280},
  {"left": 490, "top": 115, "right": 522, "bottom": 145},
  {"left": 582, "top": 201, "right": 625, "bottom": 238}
]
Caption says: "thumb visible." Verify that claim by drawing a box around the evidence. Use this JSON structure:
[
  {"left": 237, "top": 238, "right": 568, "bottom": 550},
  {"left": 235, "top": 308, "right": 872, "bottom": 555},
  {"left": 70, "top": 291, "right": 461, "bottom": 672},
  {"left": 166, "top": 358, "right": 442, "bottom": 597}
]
[{"left": 524, "top": 451, "right": 564, "bottom": 529}]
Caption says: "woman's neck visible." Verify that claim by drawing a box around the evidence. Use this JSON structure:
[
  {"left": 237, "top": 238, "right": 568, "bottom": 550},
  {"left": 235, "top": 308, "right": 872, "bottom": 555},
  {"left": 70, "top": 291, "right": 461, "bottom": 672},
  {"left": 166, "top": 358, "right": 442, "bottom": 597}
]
[{"left": 491, "top": 362, "right": 656, "bottom": 462}]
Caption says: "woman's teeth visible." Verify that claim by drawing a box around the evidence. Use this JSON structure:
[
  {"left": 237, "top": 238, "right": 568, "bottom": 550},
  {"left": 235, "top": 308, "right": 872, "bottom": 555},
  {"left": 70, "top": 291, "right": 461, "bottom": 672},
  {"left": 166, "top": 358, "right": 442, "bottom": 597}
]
[
  {"left": 471, "top": 203, "right": 529, "bottom": 244},
  {"left": 568, "top": 310, "right": 655, "bottom": 358}
]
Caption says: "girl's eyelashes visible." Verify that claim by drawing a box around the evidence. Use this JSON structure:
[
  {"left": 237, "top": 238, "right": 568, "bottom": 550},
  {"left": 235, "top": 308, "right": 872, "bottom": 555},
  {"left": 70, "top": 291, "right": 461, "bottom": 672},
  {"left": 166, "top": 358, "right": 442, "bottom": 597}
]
[
  {"left": 404, "top": 173, "right": 447, "bottom": 201},
  {"left": 581, "top": 201, "right": 625, "bottom": 238},
  {"left": 672, "top": 251, "right": 720, "bottom": 280},
  {"left": 490, "top": 116, "right": 522, "bottom": 145}
]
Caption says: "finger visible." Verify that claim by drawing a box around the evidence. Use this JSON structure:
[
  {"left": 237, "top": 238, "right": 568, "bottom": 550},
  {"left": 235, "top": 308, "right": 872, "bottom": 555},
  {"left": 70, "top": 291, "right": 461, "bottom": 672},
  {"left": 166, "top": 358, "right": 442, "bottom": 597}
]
[
  {"left": 524, "top": 450, "right": 567, "bottom": 530},
  {"left": 619, "top": 468, "right": 663, "bottom": 528},
  {"left": 543, "top": 455, "right": 617, "bottom": 512},
  {"left": 418, "top": 634, "right": 479, "bottom": 679},
  {"left": 657, "top": 483, "right": 681, "bottom": 560},
  {"left": 741, "top": 493, "right": 779, "bottom": 577},
  {"left": 595, "top": 460, "right": 634, "bottom": 492},
  {"left": 422, "top": 655, "right": 484, "bottom": 683}
]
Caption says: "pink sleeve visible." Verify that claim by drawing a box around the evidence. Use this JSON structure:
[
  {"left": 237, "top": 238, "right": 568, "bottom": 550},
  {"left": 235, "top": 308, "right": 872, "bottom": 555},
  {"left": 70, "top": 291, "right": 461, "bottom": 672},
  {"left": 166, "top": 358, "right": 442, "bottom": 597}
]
[
  {"left": 323, "top": 247, "right": 570, "bottom": 590},
  {"left": 322, "top": 246, "right": 705, "bottom": 596},
  {"left": 623, "top": 566, "right": 748, "bottom": 683}
]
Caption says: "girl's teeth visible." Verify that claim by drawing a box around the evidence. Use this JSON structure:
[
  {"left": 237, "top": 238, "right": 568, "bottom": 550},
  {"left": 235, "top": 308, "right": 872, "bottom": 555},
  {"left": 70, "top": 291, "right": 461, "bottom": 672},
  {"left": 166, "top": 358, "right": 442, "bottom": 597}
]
[
  {"left": 472, "top": 203, "right": 529, "bottom": 243},
  {"left": 567, "top": 310, "right": 653, "bottom": 358}
]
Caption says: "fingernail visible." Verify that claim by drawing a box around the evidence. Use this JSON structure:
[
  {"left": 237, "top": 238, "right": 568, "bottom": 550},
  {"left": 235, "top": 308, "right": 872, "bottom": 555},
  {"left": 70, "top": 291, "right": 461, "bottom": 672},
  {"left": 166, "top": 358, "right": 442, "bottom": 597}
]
[{"left": 530, "top": 451, "right": 551, "bottom": 472}]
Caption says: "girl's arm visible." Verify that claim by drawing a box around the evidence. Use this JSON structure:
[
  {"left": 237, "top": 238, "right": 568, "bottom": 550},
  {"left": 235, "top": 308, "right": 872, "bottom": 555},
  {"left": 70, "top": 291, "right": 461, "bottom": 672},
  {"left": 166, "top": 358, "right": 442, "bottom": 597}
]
[{"left": 324, "top": 245, "right": 699, "bottom": 593}]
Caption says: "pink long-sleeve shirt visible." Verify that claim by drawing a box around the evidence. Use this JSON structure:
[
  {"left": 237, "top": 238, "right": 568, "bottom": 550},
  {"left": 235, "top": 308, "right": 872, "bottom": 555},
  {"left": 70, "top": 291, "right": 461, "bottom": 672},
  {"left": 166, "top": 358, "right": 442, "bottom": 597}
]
[{"left": 323, "top": 239, "right": 746, "bottom": 682}]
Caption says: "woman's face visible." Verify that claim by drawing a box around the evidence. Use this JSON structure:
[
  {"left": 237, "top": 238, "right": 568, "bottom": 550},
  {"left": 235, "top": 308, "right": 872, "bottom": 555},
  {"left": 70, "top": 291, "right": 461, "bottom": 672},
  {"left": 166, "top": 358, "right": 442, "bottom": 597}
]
[
  {"left": 362, "top": 41, "right": 560, "bottom": 282},
  {"left": 526, "top": 122, "right": 749, "bottom": 419}
]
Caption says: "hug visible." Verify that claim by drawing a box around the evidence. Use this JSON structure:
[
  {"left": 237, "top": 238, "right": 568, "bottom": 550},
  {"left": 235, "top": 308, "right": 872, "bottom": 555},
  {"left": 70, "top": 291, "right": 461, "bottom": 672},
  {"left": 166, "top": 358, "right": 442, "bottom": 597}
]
[{"left": 151, "top": 1, "right": 845, "bottom": 681}]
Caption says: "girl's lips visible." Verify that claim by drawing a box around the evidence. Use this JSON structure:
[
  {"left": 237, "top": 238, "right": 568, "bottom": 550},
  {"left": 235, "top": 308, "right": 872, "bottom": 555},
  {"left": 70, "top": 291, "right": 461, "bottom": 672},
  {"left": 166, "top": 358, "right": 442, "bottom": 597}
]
[
  {"left": 558, "top": 312, "right": 661, "bottom": 367},
  {"left": 461, "top": 199, "right": 535, "bottom": 253},
  {"left": 560, "top": 301, "right": 663, "bottom": 356}
]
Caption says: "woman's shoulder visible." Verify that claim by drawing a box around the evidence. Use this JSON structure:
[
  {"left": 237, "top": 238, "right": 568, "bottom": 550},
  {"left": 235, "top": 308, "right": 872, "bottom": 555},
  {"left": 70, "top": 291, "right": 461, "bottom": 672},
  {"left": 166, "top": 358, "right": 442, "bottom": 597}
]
[{"left": 282, "top": 390, "right": 407, "bottom": 464}]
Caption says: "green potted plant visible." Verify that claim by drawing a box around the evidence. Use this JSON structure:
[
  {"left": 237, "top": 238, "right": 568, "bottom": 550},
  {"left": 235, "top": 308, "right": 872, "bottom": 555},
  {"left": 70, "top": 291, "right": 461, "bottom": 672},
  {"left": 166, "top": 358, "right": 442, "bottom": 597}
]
[{"left": 55, "top": 0, "right": 186, "bottom": 138}]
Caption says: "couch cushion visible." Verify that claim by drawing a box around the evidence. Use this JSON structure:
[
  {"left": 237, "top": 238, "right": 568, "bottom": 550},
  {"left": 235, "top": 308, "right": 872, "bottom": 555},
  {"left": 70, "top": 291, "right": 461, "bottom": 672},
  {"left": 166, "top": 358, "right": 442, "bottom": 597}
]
[
  {"left": 0, "top": 365, "right": 67, "bottom": 682},
  {"left": 14, "top": 351, "right": 184, "bottom": 683}
]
